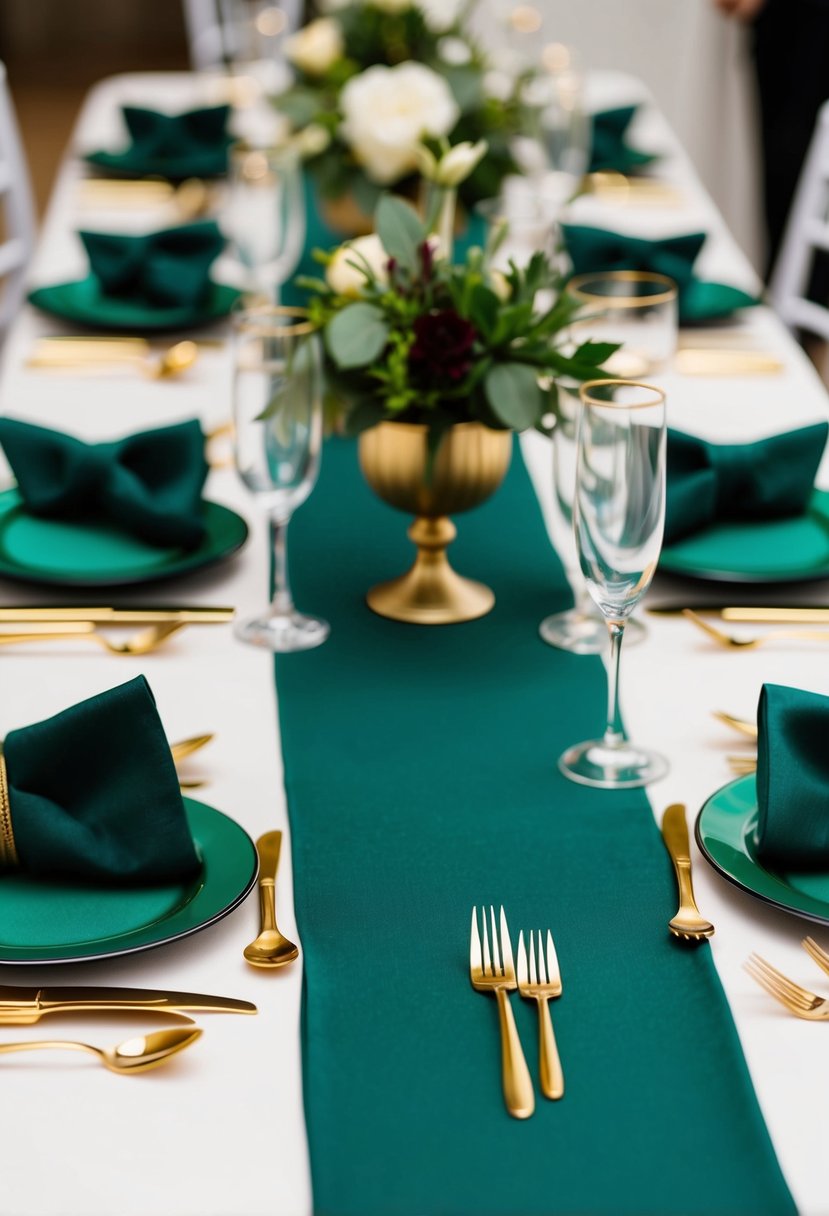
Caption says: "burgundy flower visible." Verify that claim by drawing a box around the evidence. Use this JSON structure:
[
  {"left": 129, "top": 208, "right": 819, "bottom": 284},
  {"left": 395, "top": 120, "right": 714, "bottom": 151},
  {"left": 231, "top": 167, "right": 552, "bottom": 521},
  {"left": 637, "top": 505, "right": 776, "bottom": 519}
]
[{"left": 408, "top": 309, "right": 477, "bottom": 384}]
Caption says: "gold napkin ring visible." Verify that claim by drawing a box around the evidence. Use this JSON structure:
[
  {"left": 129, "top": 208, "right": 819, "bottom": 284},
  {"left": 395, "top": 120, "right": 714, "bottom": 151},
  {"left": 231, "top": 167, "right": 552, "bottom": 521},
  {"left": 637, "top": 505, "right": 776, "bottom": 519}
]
[{"left": 0, "top": 745, "right": 18, "bottom": 868}]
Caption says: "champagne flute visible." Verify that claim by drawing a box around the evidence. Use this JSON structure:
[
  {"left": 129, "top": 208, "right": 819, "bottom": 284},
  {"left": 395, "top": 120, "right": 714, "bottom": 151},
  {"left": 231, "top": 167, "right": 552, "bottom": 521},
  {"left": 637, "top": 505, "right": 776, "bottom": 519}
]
[
  {"left": 559, "top": 380, "right": 667, "bottom": 788},
  {"left": 226, "top": 142, "right": 305, "bottom": 302},
  {"left": 233, "top": 305, "right": 329, "bottom": 652}
]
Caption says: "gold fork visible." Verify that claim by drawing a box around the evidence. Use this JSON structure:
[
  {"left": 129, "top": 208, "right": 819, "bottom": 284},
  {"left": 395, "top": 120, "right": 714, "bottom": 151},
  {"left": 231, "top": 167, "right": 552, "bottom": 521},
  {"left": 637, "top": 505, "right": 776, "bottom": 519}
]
[
  {"left": 0, "top": 621, "right": 185, "bottom": 656},
  {"left": 661, "top": 804, "right": 715, "bottom": 941},
  {"left": 517, "top": 929, "right": 564, "bottom": 1100},
  {"left": 713, "top": 710, "right": 758, "bottom": 739},
  {"left": 683, "top": 609, "right": 829, "bottom": 650},
  {"left": 801, "top": 935, "right": 829, "bottom": 978},
  {"left": 470, "top": 906, "right": 534, "bottom": 1119},
  {"left": 727, "top": 754, "right": 757, "bottom": 775},
  {"left": 744, "top": 952, "right": 829, "bottom": 1019}
]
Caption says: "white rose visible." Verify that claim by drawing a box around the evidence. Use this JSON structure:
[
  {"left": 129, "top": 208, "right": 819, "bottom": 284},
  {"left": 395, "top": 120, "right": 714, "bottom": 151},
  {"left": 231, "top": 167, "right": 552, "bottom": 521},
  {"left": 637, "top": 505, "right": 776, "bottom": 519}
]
[
  {"left": 326, "top": 234, "right": 389, "bottom": 296},
  {"left": 285, "top": 18, "right": 344, "bottom": 76},
  {"left": 340, "top": 63, "right": 460, "bottom": 185}
]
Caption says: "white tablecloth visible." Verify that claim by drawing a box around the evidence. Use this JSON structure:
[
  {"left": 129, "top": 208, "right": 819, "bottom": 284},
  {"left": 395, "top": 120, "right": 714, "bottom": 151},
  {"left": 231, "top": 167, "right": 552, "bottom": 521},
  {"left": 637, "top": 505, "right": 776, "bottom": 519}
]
[{"left": 0, "top": 70, "right": 827, "bottom": 1216}]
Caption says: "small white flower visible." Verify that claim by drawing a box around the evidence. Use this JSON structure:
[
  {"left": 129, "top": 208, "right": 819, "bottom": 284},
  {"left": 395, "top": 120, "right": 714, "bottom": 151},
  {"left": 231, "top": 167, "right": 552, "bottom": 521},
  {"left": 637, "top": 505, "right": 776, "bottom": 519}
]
[
  {"left": 340, "top": 63, "right": 460, "bottom": 184},
  {"left": 285, "top": 18, "right": 344, "bottom": 76},
  {"left": 417, "top": 0, "right": 466, "bottom": 32},
  {"left": 293, "top": 123, "right": 332, "bottom": 158},
  {"left": 326, "top": 233, "right": 389, "bottom": 296},
  {"left": 437, "top": 36, "right": 472, "bottom": 65},
  {"left": 433, "top": 139, "right": 487, "bottom": 186}
]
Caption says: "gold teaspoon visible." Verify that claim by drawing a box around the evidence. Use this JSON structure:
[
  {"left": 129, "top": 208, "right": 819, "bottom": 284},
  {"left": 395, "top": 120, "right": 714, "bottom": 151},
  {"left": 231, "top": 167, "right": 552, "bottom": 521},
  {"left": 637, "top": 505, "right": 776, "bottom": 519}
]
[{"left": 0, "top": 1026, "right": 202, "bottom": 1075}]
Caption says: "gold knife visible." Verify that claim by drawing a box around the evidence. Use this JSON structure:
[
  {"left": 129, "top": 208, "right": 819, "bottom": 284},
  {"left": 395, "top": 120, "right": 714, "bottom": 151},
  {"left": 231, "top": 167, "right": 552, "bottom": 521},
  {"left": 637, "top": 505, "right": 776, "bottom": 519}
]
[
  {"left": 0, "top": 607, "right": 235, "bottom": 625},
  {"left": 661, "top": 804, "right": 715, "bottom": 941},
  {"left": 0, "top": 985, "right": 256, "bottom": 1024},
  {"left": 676, "top": 349, "right": 784, "bottom": 376},
  {"left": 647, "top": 605, "right": 829, "bottom": 622}
]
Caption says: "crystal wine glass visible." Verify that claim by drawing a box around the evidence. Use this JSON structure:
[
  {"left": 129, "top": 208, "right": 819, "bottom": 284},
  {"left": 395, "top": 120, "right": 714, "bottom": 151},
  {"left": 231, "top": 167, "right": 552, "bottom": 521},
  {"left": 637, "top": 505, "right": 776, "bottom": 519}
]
[
  {"left": 567, "top": 271, "right": 678, "bottom": 378},
  {"left": 559, "top": 379, "right": 668, "bottom": 788},
  {"left": 232, "top": 305, "right": 329, "bottom": 652},
  {"left": 226, "top": 142, "right": 305, "bottom": 302}
]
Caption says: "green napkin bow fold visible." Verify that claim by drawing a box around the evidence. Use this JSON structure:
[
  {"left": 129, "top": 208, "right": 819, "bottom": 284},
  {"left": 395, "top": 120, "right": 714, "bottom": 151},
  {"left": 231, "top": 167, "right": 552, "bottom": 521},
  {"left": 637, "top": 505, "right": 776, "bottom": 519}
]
[
  {"left": 756, "top": 682, "right": 829, "bottom": 868},
  {"left": 3, "top": 675, "right": 201, "bottom": 883},
  {"left": 665, "top": 423, "right": 828, "bottom": 544},
  {"left": 87, "top": 104, "right": 232, "bottom": 179},
  {"left": 0, "top": 416, "right": 209, "bottom": 550},
  {"left": 561, "top": 223, "right": 759, "bottom": 323},
  {"left": 79, "top": 221, "right": 225, "bottom": 308},
  {"left": 589, "top": 105, "right": 658, "bottom": 174}
]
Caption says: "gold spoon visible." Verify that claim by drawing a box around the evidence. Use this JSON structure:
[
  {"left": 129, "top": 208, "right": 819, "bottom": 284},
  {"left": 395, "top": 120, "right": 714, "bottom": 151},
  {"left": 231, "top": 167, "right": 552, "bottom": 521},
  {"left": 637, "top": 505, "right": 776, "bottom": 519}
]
[
  {"left": 0, "top": 1026, "right": 202, "bottom": 1075},
  {"left": 27, "top": 339, "right": 198, "bottom": 380},
  {"left": 243, "top": 830, "right": 299, "bottom": 969}
]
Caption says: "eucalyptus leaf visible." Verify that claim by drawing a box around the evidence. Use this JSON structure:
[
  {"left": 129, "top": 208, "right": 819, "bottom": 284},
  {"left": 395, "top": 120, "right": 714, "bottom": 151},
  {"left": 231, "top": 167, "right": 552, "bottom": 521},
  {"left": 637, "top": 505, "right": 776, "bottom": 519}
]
[
  {"left": 484, "top": 362, "right": 544, "bottom": 429},
  {"left": 327, "top": 303, "right": 389, "bottom": 369},
  {"left": 375, "top": 196, "right": 425, "bottom": 272}
]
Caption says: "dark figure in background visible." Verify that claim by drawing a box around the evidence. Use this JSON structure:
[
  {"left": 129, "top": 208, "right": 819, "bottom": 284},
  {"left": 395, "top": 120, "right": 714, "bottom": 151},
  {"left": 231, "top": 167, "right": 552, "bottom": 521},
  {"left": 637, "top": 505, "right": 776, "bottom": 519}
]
[{"left": 716, "top": 0, "right": 829, "bottom": 299}]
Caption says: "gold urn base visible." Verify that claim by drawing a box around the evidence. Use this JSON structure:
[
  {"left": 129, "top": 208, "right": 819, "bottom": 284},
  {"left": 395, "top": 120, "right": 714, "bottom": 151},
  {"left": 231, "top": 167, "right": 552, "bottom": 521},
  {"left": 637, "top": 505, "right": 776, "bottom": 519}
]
[
  {"left": 359, "top": 421, "right": 512, "bottom": 626},
  {"left": 366, "top": 516, "right": 495, "bottom": 625}
]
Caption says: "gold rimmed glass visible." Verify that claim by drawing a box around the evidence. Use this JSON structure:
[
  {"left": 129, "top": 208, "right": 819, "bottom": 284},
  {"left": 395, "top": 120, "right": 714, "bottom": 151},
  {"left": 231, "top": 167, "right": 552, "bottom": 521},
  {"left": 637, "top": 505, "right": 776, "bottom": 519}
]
[
  {"left": 225, "top": 142, "right": 305, "bottom": 302},
  {"left": 567, "top": 271, "right": 678, "bottom": 378},
  {"left": 558, "top": 379, "right": 668, "bottom": 789},
  {"left": 232, "top": 304, "right": 329, "bottom": 653}
]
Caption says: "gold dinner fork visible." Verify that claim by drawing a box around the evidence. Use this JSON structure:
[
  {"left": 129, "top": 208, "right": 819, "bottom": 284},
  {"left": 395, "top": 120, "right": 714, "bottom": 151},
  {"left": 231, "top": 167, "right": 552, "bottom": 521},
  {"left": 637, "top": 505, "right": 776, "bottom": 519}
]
[
  {"left": 744, "top": 952, "right": 829, "bottom": 1020},
  {"left": 713, "top": 710, "right": 758, "bottom": 739},
  {"left": 801, "top": 935, "right": 829, "bottom": 978},
  {"left": 0, "top": 621, "right": 185, "bottom": 656},
  {"left": 683, "top": 609, "right": 829, "bottom": 650},
  {"left": 469, "top": 905, "right": 534, "bottom": 1119},
  {"left": 516, "top": 929, "right": 564, "bottom": 1100}
]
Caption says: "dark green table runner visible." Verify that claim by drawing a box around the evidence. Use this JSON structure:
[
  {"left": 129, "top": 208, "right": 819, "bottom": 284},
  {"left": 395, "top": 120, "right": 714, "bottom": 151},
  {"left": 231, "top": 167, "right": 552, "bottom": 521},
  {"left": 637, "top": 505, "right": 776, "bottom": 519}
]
[{"left": 276, "top": 437, "right": 794, "bottom": 1216}]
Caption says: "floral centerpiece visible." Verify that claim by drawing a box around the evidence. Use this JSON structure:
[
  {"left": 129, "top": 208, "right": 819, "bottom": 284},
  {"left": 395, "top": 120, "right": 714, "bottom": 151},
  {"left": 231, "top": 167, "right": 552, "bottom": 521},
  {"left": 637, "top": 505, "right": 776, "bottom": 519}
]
[
  {"left": 301, "top": 193, "right": 616, "bottom": 624},
  {"left": 278, "top": 0, "right": 528, "bottom": 222}
]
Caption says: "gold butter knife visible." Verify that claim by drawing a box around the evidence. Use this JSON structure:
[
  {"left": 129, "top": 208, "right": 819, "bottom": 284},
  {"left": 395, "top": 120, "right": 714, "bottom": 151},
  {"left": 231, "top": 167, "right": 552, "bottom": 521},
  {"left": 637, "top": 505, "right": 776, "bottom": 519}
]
[
  {"left": 0, "top": 985, "right": 256, "bottom": 1025},
  {"left": 661, "top": 804, "right": 715, "bottom": 942},
  {"left": 0, "top": 606, "right": 235, "bottom": 625},
  {"left": 676, "top": 349, "right": 784, "bottom": 376}
]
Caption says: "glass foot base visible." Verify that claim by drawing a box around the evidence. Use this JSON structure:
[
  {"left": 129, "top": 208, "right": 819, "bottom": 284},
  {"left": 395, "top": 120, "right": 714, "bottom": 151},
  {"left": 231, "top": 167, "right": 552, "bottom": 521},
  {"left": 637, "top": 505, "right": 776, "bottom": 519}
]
[
  {"left": 558, "top": 737, "right": 669, "bottom": 789},
  {"left": 234, "top": 610, "right": 330, "bottom": 653},
  {"left": 539, "top": 609, "right": 646, "bottom": 655}
]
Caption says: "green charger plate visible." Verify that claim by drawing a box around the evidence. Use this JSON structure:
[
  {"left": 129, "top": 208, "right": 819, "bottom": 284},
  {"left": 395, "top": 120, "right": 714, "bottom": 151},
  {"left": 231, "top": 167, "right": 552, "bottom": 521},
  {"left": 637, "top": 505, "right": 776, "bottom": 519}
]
[
  {"left": 696, "top": 774, "right": 829, "bottom": 925},
  {"left": 0, "top": 488, "right": 248, "bottom": 588},
  {"left": 660, "top": 488, "right": 829, "bottom": 582},
  {"left": 28, "top": 277, "right": 240, "bottom": 333},
  {"left": 0, "top": 798, "right": 258, "bottom": 964}
]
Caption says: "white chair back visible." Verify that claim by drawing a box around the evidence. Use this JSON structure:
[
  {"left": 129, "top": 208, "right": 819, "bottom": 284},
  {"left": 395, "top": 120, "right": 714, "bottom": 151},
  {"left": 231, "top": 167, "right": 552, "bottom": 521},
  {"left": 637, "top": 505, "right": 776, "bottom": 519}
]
[
  {"left": 769, "top": 99, "right": 829, "bottom": 340},
  {"left": 0, "top": 62, "right": 35, "bottom": 336},
  {"left": 182, "top": 0, "right": 303, "bottom": 74}
]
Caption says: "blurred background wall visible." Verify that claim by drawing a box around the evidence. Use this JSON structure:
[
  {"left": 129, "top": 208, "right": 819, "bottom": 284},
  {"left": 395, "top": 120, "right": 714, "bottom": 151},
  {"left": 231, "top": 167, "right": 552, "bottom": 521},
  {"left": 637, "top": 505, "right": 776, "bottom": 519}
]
[{"left": 0, "top": 0, "right": 763, "bottom": 270}]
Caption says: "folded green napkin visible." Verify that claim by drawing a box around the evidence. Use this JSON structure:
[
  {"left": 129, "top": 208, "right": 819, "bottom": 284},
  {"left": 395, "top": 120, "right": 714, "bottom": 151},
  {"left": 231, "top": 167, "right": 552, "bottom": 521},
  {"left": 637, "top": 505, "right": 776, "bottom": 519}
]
[
  {"left": 86, "top": 104, "right": 232, "bottom": 180},
  {"left": 755, "top": 682, "right": 829, "bottom": 868},
  {"left": 0, "top": 417, "right": 209, "bottom": 550},
  {"left": 665, "top": 423, "right": 828, "bottom": 544},
  {"left": 589, "top": 105, "right": 658, "bottom": 174},
  {"left": 78, "top": 221, "right": 225, "bottom": 309},
  {"left": 561, "top": 223, "right": 759, "bottom": 323},
  {"left": 3, "top": 676, "right": 200, "bottom": 882}
]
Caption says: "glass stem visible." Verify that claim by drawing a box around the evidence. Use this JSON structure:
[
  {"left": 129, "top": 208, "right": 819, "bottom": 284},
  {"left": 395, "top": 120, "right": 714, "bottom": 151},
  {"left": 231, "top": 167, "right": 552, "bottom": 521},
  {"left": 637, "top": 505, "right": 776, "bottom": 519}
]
[
  {"left": 603, "top": 620, "right": 627, "bottom": 749},
  {"left": 270, "top": 517, "right": 294, "bottom": 616}
]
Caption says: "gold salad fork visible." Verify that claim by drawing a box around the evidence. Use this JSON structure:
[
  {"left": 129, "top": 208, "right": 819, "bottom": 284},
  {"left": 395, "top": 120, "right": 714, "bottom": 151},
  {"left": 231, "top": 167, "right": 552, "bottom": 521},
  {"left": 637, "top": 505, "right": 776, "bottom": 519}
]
[
  {"left": 661, "top": 804, "right": 715, "bottom": 941},
  {"left": 517, "top": 929, "right": 564, "bottom": 1100},
  {"left": 744, "top": 951, "right": 829, "bottom": 1020},
  {"left": 470, "top": 906, "right": 534, "bottom": 1119},
  {"left": 0, "top": 621, "right": 185, "bottom": 655},
  {"left": 683, "top": 609, "right": 829, "bottom": 650}
]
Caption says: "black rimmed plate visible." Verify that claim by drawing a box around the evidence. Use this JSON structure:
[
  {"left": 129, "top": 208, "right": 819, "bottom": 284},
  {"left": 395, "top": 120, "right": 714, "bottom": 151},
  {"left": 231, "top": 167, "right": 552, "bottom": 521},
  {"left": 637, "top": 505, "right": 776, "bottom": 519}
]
[
  {"left": 0, "top": 489, "right": 248, "bottom": 588},
  {"left": 0, "top": 799, "right": 258, "bottom": 964},
  {"left": 696, "top": 774, "right": 829, "bottom": 925},
  {"left": 659, "top": 489, "right": 829, "bottom": 583},
  {"left": 28, "top": 277, "right": 239, "bottom": 334}
]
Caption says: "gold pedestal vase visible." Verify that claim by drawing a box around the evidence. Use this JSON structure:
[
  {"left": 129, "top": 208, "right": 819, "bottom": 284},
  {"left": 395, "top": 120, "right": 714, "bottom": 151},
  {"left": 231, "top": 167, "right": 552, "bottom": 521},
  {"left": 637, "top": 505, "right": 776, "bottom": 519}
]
[{"left": 358, "top": 421, "right": 512, "bottom": 625}]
